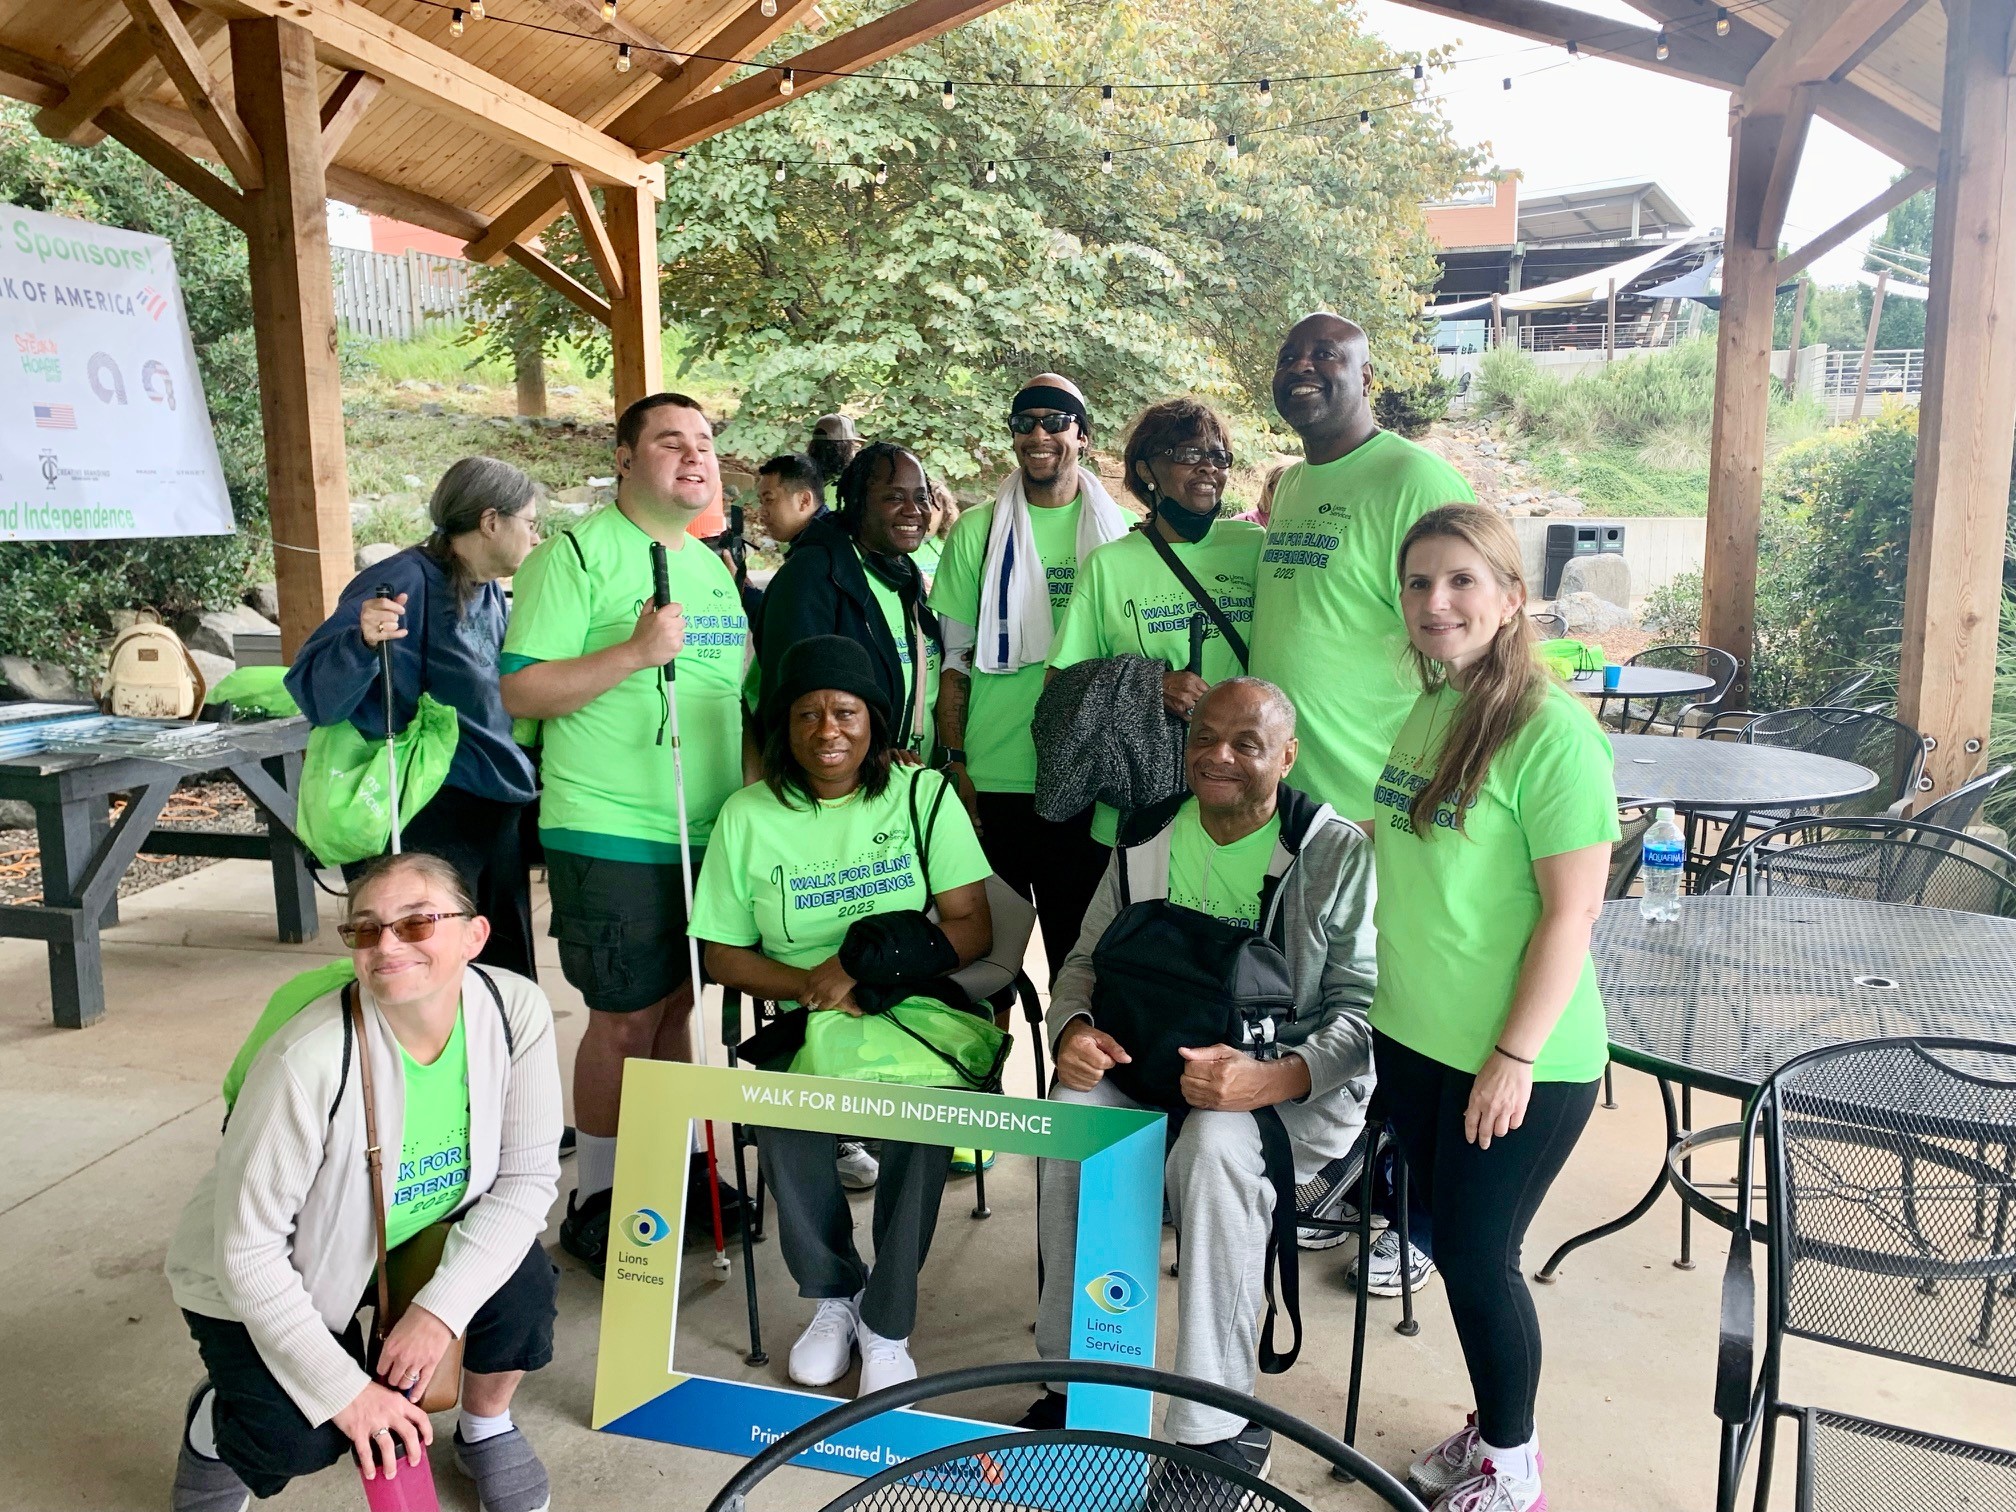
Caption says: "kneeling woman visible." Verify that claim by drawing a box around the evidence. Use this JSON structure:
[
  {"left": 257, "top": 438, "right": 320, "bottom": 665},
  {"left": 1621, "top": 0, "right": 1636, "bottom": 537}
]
[
  {"left": 694, "top": 636, "right": 993, "bottom": 1396},
  {"left": 167, "top": 852, "right": 562, "bottom": 1512},
  {"left": 1370, "top": 504, "right": 1618, "bottom": 1512}
]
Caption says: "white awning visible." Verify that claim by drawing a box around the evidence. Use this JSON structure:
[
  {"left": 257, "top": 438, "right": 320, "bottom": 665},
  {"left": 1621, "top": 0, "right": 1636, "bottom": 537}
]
[{"left": 1428, "top": 237, "right": 1710, "bottom": 318}]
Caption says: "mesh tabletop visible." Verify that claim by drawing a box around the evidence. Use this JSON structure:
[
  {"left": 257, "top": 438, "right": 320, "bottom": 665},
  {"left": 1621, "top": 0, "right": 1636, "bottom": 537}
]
[
  {"left": 1569, "top": 667, "right": 1717, "bottom": 698},
  {"left": 1610, "top": 733, "right": 1877, "bottom": 809},
  {"left": 1594, "top": 897, "right": 2016, "bottom": 1095}
]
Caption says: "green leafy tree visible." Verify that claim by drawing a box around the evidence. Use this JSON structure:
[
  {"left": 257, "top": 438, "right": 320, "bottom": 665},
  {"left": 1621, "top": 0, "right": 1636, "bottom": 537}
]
[{"left": 476, "top": 0, "right": 1472, "bottom": 480}]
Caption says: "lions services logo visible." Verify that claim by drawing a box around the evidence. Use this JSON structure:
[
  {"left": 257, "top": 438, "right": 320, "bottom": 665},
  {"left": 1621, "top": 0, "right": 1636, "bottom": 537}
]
[
  {"left": 622, "top": 1207, "right": 672, "bottom": 1246},
  {"left": 1084, "top": 1268, "right": 1147, "bottom": 1315}
]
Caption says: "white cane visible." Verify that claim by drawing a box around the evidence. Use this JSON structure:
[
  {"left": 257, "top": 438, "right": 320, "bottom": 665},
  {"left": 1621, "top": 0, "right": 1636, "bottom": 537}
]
[
  {"left": 651, "top": 542, "right": 732, "bottom": 1275},
  {"left": 375, "top": 583, "right": 402, "bottom": 855}
]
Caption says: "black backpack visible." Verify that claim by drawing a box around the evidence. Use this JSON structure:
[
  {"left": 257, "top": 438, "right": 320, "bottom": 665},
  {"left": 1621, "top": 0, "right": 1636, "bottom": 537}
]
[{"left": 1087, "top": 850, "right": 1306, "bottom": 1372}]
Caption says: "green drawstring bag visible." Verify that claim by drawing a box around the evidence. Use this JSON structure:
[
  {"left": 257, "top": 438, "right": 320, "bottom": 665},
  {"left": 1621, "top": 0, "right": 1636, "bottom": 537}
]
[
  {"left": 222, "top": 959, "right": 358, "bottom": 1113},
  {"left": 1537, "top": 638, "right": 1604, "bottom": 678},
  {"left": 207, "top": 666, "right": 301, "bottom": 718},
  {"left": 297, "top": 693, "right": 460, "bottom": 866},
  {"left": 791, "top": 996, "right": 1012, "bottom": 1090}
]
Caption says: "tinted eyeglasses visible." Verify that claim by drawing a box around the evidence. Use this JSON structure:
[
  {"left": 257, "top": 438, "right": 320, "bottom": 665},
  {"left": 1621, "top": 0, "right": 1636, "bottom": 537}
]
[
  {"left": 1008, "top": 412, "right": 1078, "bottom": 436},
  {"left": 337, "top": 911, "right": 473, "bottom": 949},
  {"left": 1159, "top": 445, "right": 1235, "bottom": 469}
]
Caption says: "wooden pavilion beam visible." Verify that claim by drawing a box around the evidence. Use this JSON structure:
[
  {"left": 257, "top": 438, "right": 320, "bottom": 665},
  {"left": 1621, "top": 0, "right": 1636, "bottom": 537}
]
[
  {"left": 229, "top": 15, "right": 352, "bottom": 658},
  {"left": 1743, "top": 0, "right": 1920, "bottom": 108},
  {"left": 0, "top": 42, "right": 68, "bottom": 106},
  {"left": 556, "top": 165, "right": 626, "bottom": 300},
  {"left": 1777, "top": 168, "right": 1933, "bottom": 278},
  {"left": 1899, "top": 0, "right": 2016, "bottom": 795},
  {"left": 1382, "top": 0, "right": 1753, "bottom": 89},
  {"left": 318, "top": 68, "right": 382, "bottom": 161},
  {"left": 35, "top": 6, "right": 212, "bottom": 144},
  {"left": 96, "top": 105, "right": 246, "bottom": 228},
  {"left": 605, "top": 184, "right": 661, "bottom": 410},
  {"left": 643, "top": 0, "right": 1036, "bottom": 154},
  {"left": 192, "top": 0, "right": 663, "bottom": 192},
  {"left": 123, "top": 0, "right": 265, "bottom": 188},
  {"left": 1755, "top": 84, "right": 1814, "bottom": 251},
  {"left": 505, "top": 242, "right": 613, "bottom": 323}
]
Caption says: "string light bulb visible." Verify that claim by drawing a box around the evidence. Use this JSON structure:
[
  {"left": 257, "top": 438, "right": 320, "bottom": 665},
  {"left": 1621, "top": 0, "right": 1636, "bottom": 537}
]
[
  {"left": 1714, "top": 6, "right": 1730, "bottom": 34},
  {"left": 602, "top": 0, "right": 615, "bottom": 19},
  {"left": 615, "top": 42, "right": 631, "bottom": 70},
  {"left": 1501, "top": 75, "right": 1512, "bottom": 90},
  {"left": 674, "top": 152, "right": 687, "bottom": 170},
  {"left": 874, "top": 161, "right": 888, "bottom": 185},
  {"left": 774, "top": 161, "right": 786, "bottom": 183},
  {"left": 1101, "top": 83, "right": 1114, "bottom": 108},
  {"left": 1224, "top": 132, "right": 1238, "bottom": 162},
  {"left": 941, "top": 80, "right": 955, "bottom": 110},
  {"left": 1359, "top": 109, "right": 1371, "bottom": 133},
  {"left": 984, "top": 160, "right": 996, "bottom": 183},
  {"left": 449, "top": 7, "right": 464, "bottom": 35},
  {"left": 1413, "top": 62, "right": 1424, "bottom": 80},
  {"left": 1258, "top": 78, "right": 1270, "bottom": 97},
  {"left": 468, "top": 0, "right": 483, "bottom": 18},
  {"left": 1101, "top": 149, "right": 1113, "bottom": 173},
  {"left": 1567, "top": 39, "right": 1579, "bottom": 58},
  {"left": 778, "top": 67, "right": 793, "bottom": 95},
  {"left": 1654, "top": 27, "right": 1670, "bottom": 60},
  {"left": 761, "top": 0, "right": 777, "bottom": 12}
]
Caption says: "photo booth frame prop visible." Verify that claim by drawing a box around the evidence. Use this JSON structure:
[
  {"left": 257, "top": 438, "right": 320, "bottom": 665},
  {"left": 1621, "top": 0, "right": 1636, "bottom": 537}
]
[{"left": 592, "top": 1061, "right": 1165, "bottom": 1481}]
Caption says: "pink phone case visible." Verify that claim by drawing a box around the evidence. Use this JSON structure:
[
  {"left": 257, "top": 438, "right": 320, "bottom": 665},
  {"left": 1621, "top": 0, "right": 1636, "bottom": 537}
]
[{"left": 357, "top": 1445, "right": 440, "bottom": 1511}]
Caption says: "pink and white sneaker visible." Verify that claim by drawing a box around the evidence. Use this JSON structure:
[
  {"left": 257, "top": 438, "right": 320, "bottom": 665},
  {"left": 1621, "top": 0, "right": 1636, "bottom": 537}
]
[
  {"left": 1431, "top": 1457, "right": 1546, "bottom": 1512},
  {"left": 1407, "top": 1414, "right": 1481, "bottom": 1500}
]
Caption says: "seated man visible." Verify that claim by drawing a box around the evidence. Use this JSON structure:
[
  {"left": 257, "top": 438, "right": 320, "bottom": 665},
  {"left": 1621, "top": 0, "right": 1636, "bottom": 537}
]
[{"left": 1027, "top": 677, "right": 1376, "bottom": 1482}]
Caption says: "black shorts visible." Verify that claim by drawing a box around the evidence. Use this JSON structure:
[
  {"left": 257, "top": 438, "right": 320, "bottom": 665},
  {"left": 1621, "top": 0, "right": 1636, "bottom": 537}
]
[
  {"left": 544, "top": 848, "right": 704, "bottom": 1013},
  {"left": 183, "top": 1238, "right": 557, "bottom": 1499}
]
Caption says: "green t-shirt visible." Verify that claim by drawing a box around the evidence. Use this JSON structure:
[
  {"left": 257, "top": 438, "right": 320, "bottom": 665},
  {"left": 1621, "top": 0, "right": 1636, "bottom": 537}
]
[
  {"left": 927, "top": 497, "right": 1085, "bottom": 794},
  {"left": 387, "top": 1008, "right": 469, "bottom": 1250},
  {"left": 1168, "top": 798, "right": 1280, "bottom": 928},
  {"left": 691, "top": 766, "right": 993, "bottom": 1011},
  {"left": 1248, "top": 432, "right": 1475, "bottom": 820},
  {"left": 1048, "top": 519, "right": 1264, "bottom": 844},
  {"left": 914, "top": 535, "right": 944, "bottom": 581},
  {"left": 1368, "top": 681, "right": 1620, "bottom": 1082},
  {"left": 860, "top": 546, "right": 941, "bottom": 761},
  {"left": 500, "top": 505, "right": 747, "bottom": 860}
]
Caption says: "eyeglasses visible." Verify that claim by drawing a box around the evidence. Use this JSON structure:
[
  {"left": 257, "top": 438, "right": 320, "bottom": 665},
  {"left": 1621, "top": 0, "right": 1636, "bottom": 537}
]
[
  {"left": 1159, "top": 445, "right": 1235, "bottom": 469},
  {"left": 337, "top": 911, "right": 473, "bottom": 949},
  {"left": 1008, "top": 412, "right": 1078, "bottom": 436}
]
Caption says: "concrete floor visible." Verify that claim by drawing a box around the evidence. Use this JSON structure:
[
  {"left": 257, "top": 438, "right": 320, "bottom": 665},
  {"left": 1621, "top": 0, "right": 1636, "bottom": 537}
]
[{"left": 0, "top": 859, "right": 2009, "bottom": 1511}]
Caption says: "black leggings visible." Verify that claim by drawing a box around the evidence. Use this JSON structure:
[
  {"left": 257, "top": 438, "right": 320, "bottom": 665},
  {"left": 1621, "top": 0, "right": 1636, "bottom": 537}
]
[
  {"left": 1371, "top": 1029, "right": 1598, "bottom": 1449},
  {"left": 974, "top": 791, "right": 1108, "bottom": 982}
]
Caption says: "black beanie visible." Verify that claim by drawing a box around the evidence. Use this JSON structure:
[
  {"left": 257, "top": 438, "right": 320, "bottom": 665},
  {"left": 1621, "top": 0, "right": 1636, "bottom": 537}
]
[{"left": 765, "top": 635, "right": 892, "bottom": 735}]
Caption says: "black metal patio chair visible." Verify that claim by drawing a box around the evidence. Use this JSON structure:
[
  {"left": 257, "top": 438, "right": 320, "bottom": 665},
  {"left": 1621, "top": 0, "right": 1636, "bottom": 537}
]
[
  {"left": 1910, "top": 763, "right": 2013, "bottom": 835},
  {"left": 1712, "top": 1037, "right": 2016, "bottom": 1512},
  {"left": 1609, "top": 643, "right": 1739, "bottom": 734},
  {"left": 1528, "top": 610, "right": 1566, "bottom": 640},
  {"left": 704, "top": 1358, "right": 1430, "bottom": 1511},
  {"left": 1730, "top": 817, "right": 2016, "bottom": 916}
]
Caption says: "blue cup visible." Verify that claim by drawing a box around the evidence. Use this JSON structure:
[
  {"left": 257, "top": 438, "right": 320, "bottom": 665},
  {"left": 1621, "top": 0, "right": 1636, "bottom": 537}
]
[{"left": 1602, "top": 663, "right": 1622, "bottom": 691}]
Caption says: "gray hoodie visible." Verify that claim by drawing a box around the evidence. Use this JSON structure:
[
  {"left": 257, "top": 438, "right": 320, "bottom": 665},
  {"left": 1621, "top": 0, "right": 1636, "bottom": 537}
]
[{"left": 1048, "top": 783, "right": 1377, "bottom": 1116}]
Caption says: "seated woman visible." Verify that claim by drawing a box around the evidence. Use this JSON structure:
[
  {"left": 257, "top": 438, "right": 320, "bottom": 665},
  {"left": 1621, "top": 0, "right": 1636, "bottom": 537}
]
[
  {"left": 166, "top": 852, "right": 562, "bottom": 1512},
  {"left": 693, "top": 635, "right": 993, "bottom": 1397}
]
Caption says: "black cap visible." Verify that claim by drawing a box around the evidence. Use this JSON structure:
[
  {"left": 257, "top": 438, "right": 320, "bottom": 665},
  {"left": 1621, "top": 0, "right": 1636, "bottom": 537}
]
[{"left": 764, "top": 635, "right": 892, "bottom": 735}]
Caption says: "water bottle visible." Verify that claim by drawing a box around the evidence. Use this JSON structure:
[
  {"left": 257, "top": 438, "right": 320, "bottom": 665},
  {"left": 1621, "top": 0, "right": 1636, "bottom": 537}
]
[{"left": 1639, "top": 806, "right": 1684, "bottom": 923}]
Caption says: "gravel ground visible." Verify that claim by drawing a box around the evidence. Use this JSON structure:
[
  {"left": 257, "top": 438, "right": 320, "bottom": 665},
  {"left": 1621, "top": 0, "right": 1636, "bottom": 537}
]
[{"left": 0, "top": 780, "right": 266, "bottom": 906}]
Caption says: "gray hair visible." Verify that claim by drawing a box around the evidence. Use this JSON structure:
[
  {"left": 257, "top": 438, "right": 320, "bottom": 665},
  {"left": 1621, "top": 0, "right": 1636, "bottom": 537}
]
[
  {"left": 1207, "top": 676, "right": 1297, "bottom": 738},
  {"left": 345, "top": 851, "right": 476, "bottom": 922},
  {"left": 424, "top": 456, "right": 534, "bottom": 612}
]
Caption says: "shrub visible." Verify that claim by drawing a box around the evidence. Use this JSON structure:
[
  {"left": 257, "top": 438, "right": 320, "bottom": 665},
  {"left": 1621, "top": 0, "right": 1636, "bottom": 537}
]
[{"left": 1374, "top": 369, "right": 1455, "bottom": 438}]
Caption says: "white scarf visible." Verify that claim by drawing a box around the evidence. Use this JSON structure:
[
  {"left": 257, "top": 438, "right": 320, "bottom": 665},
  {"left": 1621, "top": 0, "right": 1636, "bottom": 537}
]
[{"left": 976, "top": 465, "right": 1128, "bottom": 673}]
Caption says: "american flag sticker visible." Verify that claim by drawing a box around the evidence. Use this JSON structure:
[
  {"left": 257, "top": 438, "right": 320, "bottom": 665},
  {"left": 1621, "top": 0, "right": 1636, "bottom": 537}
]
[{"left": 34, "top": 403, "right": 76, "bottom": 429}]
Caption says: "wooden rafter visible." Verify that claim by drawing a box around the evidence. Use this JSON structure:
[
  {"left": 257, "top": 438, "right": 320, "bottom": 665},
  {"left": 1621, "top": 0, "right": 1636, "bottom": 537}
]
[
  {"left": 318, "top": 68, "right": 382, "bottom": 161},
  {"left": 460, "top": 0, "right": 821, "bottom": 265},
  {"left": 1755, "top": 85, "right": 1815, "bottom": 252},
  {"left": 121, "top": 0, "right": 264, "bottom": 188},
  {"left": 0, "top": 42, "right": 67, "bottom": 106},
  {"left": 643, "top": 0, "right": 1031, "bottom": 154},
  {"left": 555, "top": 165, "right": 625, "bottom": 299},
  {"left": 505, "top": 241, "right": 614, "bottom": 323},
  {"left": 1777, "top": 167, "right": 1933, "bottom": 277},
  {"left": 185, "top": 0, "right": 664, "bottom": 192},
  {"left": 1743, "top": 0, "right": 1920, "bottom": 108},
  {"left": 96, "top": 104, "right": 246, "bottom": 227},
  {"left": 37, "top": 9, "right": 184, "bottom": 143},
  {"left": 1382, "top": 0, "right": 1754, "bottom": 90}
]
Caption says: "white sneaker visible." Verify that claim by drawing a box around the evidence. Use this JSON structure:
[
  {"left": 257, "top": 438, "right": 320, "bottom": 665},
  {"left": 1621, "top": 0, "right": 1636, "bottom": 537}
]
[
  {"left": 856, "top": 1321, "right": 917, "bottom": 1397},
  {"left": 1409, "top": 1413, "right": 1482, "bottom": 1500},
  {"left": 1347, "top": 1227, "right": 1437, "bottom": 1298},
  {"left": 836, "top": 1140, "right": 880, "bottom": 1190},
  {"left": 1432, "top": 1457, "right": 1545, "bottom": 1512},
  {"left": 787, "top": 1296, "right": 859, "bottom": 1387}
]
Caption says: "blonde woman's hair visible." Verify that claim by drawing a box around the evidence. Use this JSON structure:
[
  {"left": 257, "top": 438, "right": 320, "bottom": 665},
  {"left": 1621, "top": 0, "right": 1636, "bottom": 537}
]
[
  {"left": 345, "top": 851, "right": 477, "bottom": 921},
  {"left": 1398, "top": 503, "right": 1543, "bottom": 837}
]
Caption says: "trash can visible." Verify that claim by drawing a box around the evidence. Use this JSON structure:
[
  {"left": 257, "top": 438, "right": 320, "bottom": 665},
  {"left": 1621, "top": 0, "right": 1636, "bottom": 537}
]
[{"left": 1542, "top": 524, "right": 1626, "bottom": 599}]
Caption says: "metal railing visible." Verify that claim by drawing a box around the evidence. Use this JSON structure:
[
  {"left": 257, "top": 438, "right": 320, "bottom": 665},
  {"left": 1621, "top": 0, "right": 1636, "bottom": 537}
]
[
  {"left": 1817, "top": 347, "right": 1923, "bottom": 422},
  {"left": 332, "top": 248, "right": 476, "bottom": 341},
  {"left": 1514, "top": 317, "right": 1685, "bottom": 353}
]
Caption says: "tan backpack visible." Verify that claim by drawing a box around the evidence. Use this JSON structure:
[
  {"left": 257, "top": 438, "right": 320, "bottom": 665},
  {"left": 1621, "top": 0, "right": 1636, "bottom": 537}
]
[{"left": 100, "top": 616, "right": 206, "bottom": 719}]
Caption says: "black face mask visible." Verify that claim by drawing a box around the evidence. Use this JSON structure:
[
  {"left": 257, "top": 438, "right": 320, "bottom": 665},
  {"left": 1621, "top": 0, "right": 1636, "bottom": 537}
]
[{"left": 1155, "top": 492, "right": 1220, "bottom": 543}]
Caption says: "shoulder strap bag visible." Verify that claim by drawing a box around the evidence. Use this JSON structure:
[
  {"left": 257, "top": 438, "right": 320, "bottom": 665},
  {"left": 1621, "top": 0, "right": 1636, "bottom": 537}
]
[{"left": 1143, "top": 526, "right": 1249, "bottom": 670}]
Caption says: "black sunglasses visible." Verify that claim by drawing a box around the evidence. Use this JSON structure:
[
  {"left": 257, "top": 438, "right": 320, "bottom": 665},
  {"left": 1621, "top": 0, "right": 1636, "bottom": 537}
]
[
  {"left": 1159, "top": 445, "right": 1235, "bottom": 469},
  {"left": 1008, "top": 412, "right": 1078, "bottom": 436},
  {"left": 338, "top": 911, "right": 473, "bottom": 949}
]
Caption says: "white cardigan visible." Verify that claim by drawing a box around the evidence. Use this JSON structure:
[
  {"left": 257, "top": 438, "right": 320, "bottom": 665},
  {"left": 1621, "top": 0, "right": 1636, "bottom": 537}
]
[{"left": 167, "top": 966, "right": 562, "bottom": 1427}]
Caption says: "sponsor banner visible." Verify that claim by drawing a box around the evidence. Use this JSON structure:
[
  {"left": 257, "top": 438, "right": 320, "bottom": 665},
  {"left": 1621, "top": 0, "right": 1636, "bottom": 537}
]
[
  {"left": 593, "top": 1061, "right": 1164, "bottom": 1498},
  {"left": 0, "top": 203, "right": 231, "bottom": 540}
]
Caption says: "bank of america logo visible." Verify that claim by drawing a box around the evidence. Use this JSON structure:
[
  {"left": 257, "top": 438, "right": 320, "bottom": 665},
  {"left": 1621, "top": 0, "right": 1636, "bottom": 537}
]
[
  {"left": 33, "top": 403, "right": 75, "bottom": 429},
  {"left": 137, "top": 286, "right": 169, "bottom": 320}
]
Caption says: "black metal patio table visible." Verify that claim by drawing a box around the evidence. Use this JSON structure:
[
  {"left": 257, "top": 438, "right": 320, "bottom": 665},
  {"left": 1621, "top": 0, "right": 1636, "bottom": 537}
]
[
  {"left": 1537, "top": 896, "right": 2016, "bottom": 1280},
  {"left": 0, "top": 716, "right": 318, "bottom": 1028},
  {"left": 1570, "top": 666, "right": 1717, "bottom": 734}
]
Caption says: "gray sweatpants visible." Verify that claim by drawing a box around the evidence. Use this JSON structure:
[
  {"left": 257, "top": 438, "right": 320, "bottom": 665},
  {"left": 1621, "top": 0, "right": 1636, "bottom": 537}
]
[
  {"left": 756, "top": 1127, "right": 951, "bottom": 1340},
  {"left": 1035, "top": 1077, "right": 1364, "bottom": 1444}
]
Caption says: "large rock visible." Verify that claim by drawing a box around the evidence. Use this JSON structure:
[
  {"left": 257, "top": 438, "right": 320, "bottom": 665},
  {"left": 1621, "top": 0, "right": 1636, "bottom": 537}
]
[
  {"left": 0, "top": 655, "right": 84, "bottom": 702},
  {"left": 0, "top": 798, "right": 33, "bottom": 831},
  {"left": 189, "top": 648, "right": 235, "bottom": 698},
  {"left": 356, "top": 541, "right": 403, "bottom": 572},
  {"left": 1551, "top": 591, "right": 1636, "bottom": 636},
  {"left": 180, "top": 605, "right": 282, "bottom": 660},
  {"left": 244, "top": 581, "right": 280, "bottom": 622},
  {"left": 1557, "top": 552, "right": 1632, "bottom": 609}
]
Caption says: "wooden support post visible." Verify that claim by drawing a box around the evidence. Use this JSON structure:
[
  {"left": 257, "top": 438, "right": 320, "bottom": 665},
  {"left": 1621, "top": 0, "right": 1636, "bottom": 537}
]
[
  {"left": 1899, "top": 0, "right": 2016, "bottom": 796},
  {"left": 1490, "top": 291, "right": 1504, "bottom": 349},
  {"left": 1851, "top": 270, "right": 1889, "bottom": 421},
  {"left": 1605, "top": 278, "right": 1617, "bottom": 361},
  {"left": 1786, "top": 276, "right": 1809, "bottom": 394},
  {"left": 604, "top": 184, "right": 661, "bottom": 413},
  {"left": 1702, "top": 108, "right": 1784, "bottom": 699},
  {"left": 231, "top": 17, "right": 352, "bottom": 658}
]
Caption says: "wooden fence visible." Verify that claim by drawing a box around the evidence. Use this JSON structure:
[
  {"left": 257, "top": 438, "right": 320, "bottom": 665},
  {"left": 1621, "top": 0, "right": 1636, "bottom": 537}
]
[{"left": 332, "top": 248, "right": 477, "bottom": 341}]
